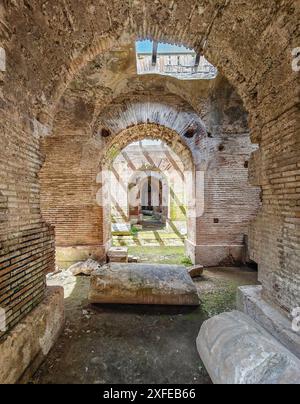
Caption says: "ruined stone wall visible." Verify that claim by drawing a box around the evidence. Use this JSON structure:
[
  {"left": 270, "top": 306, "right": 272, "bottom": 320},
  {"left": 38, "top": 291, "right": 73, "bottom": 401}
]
[
  {"left": 40, "top": 134, "right": 106, "bottom": 267},
  {"left": 0, "top": 1, "right": 298, "bottom": 338}
]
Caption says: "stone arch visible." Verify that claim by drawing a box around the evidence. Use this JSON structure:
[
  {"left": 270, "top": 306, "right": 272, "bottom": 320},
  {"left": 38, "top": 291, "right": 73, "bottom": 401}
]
[
  {"left": 99, "top": 124, "right": 197, "bottom": 253},
  {"left": 94, "top": 97, "right": 207, "bottom": 138},
  {"left": 102, "top": 123, "right": 195, "bottom": 171},
  {"left": 11, "top": 2, "right": 292, "bottom": 140},
  {"left": 0, "top": 2, "right": 298, "bottom": 353},
  {"left": 94, "top": 95, "right": 207, "bottom": 166},
  {"left": 0, "top": 5, "right": 299, "bottom": 386}
]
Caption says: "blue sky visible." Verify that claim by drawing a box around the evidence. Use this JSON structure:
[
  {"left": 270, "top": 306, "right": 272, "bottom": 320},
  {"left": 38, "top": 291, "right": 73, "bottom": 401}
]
[{"left": 136, "top": 40, "right": 192, "bottom": 53}]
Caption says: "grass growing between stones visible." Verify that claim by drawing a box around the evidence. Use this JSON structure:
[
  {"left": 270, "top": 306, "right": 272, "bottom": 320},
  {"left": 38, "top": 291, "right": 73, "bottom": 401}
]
[
  {"left": 195, "top": 269, "right": 259, "bottom": 318},
  {"left": 128, "top": 246, "right": 187, "bottom": 265},
  {"left": 200, "top": 281, "right": 238, "bottom": 318}
]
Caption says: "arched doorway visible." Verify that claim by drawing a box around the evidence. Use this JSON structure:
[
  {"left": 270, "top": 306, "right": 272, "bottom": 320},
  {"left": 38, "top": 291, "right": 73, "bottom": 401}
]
[
  {"left": 101, "top": 127, "right": 195, "bottom": 263},
  {"left": 129, "top": 170, "right": 169, "bottom": 230},
  {"left": 1, "top": 2, "right": 298, "bottom": 384}
]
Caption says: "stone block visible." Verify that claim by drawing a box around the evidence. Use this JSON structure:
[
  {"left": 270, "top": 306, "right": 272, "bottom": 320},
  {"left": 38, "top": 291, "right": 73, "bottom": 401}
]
[
  {"left": 237, "top": 285, "right": 300, "bottom": 359},
  {"left": 108, "top": 247, "right": 128, "bottom": 263},
  {"left": 188, "top": 265, "right": 204, "bottom": 278},
  {"left": 197, "top": 311, "right": 300, "bottom": 384},
  {"left": 0, "top": 287, "right": 65, "bottom": 384},
  {"left": 89, "top": 264, "right": 200, "bottom": 306}
]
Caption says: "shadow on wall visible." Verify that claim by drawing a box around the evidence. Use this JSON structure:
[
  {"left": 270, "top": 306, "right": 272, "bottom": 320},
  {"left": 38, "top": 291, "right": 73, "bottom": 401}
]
[{"left": 0, "top": 191, "right": 8, "bottom": 234}]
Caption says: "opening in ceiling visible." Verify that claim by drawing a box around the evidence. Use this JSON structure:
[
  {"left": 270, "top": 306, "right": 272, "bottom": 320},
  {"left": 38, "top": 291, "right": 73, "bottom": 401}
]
[{"left": 136, "top": 40, "right": 218, "bottom": 80}]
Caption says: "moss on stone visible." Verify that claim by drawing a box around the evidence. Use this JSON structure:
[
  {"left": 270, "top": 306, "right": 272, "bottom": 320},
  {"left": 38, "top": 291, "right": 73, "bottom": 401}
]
[{"left": 200, "top": 280, "right": 239, "bottom": 318}]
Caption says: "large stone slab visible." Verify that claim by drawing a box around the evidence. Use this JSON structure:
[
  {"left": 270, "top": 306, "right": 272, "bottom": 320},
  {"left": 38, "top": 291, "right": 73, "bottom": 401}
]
[
  {"left": 237, "top": 285, "right": 300, "bottom": 359},
  {"left": 197, "top": 311, "right": 300, "bottom": 384},
  {"left": 0, "top": 287, "right": 65, "bottom": 384},
  {"left": 89, "top": 264, "right": 200, "bottom": 306}
]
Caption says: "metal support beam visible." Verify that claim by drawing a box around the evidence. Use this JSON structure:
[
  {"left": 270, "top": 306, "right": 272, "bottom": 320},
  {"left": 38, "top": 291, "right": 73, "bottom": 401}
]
[
  {"left": 195, "top": 53, "right": 201, "bottom": 67},
  {"left": 152, "top": 41, "right": 158, "bottom": 66}
]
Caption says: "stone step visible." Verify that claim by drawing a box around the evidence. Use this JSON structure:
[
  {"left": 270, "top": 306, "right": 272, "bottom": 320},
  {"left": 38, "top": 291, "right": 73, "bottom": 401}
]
[
  {"left": 197, "top": 311, "right": 300, "bottom": 384},
  {"left": 237, "top": 285, "right": 300, "bottom": 359}
]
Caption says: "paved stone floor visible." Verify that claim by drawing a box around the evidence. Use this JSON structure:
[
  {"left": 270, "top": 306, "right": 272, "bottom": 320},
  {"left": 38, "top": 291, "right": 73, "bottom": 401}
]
[
  {"left": 30, "top": 260, "right": 258, "bottom": 384},
  {"left": 113, "top": 229, "right": 186, "bottom": 248}
]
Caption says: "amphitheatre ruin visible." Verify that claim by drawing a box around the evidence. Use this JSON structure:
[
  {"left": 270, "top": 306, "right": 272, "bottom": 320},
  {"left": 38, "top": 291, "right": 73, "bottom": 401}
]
[{"left": 0, "top": 0, "right": 299, "bottom": 385}]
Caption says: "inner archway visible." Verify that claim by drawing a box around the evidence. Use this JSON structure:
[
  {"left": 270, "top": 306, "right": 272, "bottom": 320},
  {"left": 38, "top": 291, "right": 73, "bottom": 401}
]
[
  {"left": 138, "top": 172, "right": 168, "bottom": 230},
  {"left": 101, "top": 124, "right": 195, "bottom": 265},
  {"left": 0, "top": 2, "right": 298, "bottom": 384}
]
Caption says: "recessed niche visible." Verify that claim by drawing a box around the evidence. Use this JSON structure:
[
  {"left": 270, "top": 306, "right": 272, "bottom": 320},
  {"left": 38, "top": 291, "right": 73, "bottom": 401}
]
[
  {"left": 101, "top": 128, "right": 111, "bottom": 138},
  {"left": 184, "top": 124, "right": 198, "bottom": 138}
]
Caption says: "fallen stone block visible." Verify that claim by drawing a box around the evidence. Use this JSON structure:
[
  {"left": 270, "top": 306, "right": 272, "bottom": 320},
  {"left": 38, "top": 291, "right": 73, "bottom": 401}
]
[
  {"left": 108, "top": 247, "right": 128, "bottom": 263},
  {"left": 68, "top": 259, "right": 101, "bottom": 276},
  {"left": 89, "top": 264, "right": 200, "bottom": 306},
  {"left": 197, "top": 311, "right": 300, "bottom": 384},
  {"left": 188, "top": 265, "right": 204, "bottom": 278},
  {"left": 128, "top": 255, "right": 139, "bottom": 263}
]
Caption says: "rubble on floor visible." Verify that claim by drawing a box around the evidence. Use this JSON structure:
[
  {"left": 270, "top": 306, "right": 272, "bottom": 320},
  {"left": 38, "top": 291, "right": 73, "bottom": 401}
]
[
  {"left": 188, "top": 265, "right": 204, "bottom": 278},
  {"left": 67, "top": 259, "right": 102, "bottom": 276}
]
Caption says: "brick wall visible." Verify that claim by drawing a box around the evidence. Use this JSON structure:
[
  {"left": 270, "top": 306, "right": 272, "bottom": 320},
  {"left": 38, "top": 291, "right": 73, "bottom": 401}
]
[
  {"left": 0, "top": 108, "right": 55, "bottom": 339},
  {"left": 194, "top": 134, "right": 260, "bottom": 266},
  {"left": 40, "top": 135, "right": 103, "bottom": 248},
  {"left": 250, "top": 105, "right": 300, "bottom": 312}
]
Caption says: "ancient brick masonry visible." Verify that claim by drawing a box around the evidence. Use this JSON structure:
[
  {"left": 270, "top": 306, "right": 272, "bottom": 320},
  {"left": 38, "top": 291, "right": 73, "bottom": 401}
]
[
  {"left": 40, "top": 135, "right": 103, "bottom": 250},
  {"left": 0, "top": 107, "right": 55, "bottom": 339},
  {"left": 40, "top": 68, "right": 260, "bottom": 269},
  {"left": 249, "top": 105, "right": 300, "bottom": 312},
  {"left": 0, "top": 0, "right": 299, "bottom": 338}
]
